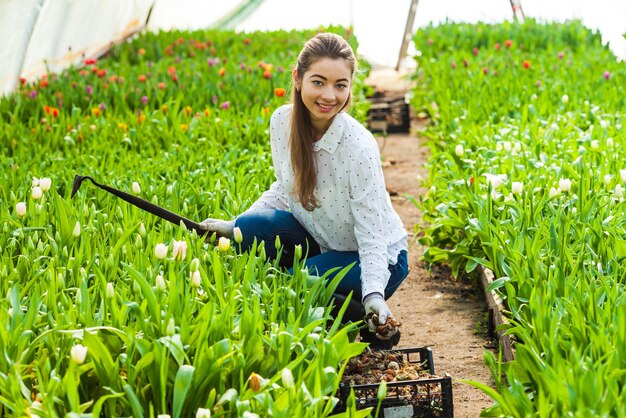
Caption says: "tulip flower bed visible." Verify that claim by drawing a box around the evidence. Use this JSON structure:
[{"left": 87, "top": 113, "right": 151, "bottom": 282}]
[
  {"left": 412, "top": 19, "right": 626, "bottom": 415},
  {"left": 0, "top": 27, "right": 377, "bottom": 417}
]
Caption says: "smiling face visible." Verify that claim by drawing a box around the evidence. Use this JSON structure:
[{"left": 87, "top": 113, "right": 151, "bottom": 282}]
[{"left": 294, "top": 57, "right": 352, "bottom": 138}]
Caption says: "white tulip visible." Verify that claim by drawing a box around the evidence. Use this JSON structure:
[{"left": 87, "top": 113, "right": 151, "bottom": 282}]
[
  {"left": 281, "top": 368, "right": 294, "bottom": 389},
  {"left": 606, "top": 137, "right": 614, "bottom": 147},
  {"left": 620, "top": 169, "right": 626, "bottom": 182},
  {"left": 604, "top": 175, "right": 612, "bottom": 185},
  {"left": 218, "top": 237, "right": 231, "bottom": 252},
  {"left": 558, "top": 178, "right": 572, "bottom": 193},
  {"left": 155, "top": 243, "right": 168, "bottom": 260},
  {"left": 32, "top": 177, "right": 40, "bottom": 187},
  {"left": 454, "top": 144, "right": 464, "bottom": 157},
  {"left": 172, "top": 240, "right": 187, "bottom": 261},
  {"left": 616, "top": 184, "right": 624, "bottom": 198},
  {"left": 483, "top": 173, "right": 505, "bottom": 189},
  {"left": 190, "top": 270, "right": 202, "bottom": 288},
  {"left": 132, "top": 182, "right": 141, "bottom": 194},
  {"left": 496, "top": 142, "right": 503, "bottom": 151},
  {"left": 106, "top": 282, "right": 115, "bottom": 300},
  {"left": 39, "top": 178, "right": 52, "bottom": 191},
  {"left": 233, "top": 227, "right": 243, "bottom": 244},
  {"left": 590, "top": 140, "right": 599, "bottom": 150},
  {"left": 31, "top": 186, "right": 43, "bottom": 200},
  {"left": 72, "top": 221, "right": 81, "bottom": 237},
  {"left": 16, "top": 202, "right": 26, "bottom": 217},
  {"left": 196, "top": 408, "right": 211, "bottom": 418},
  {"left": 513, "top": 142, "right": 522, "bottom": 153},
  {"left": 512, "top": 182, "right": 524, "bottom": 195},
  {"left": 155, "top": 274, "right": 166, "bottom": 292},
  {"left": 561, "top": 94, "right": 569, "bottom": 104},
  {"left": 503, "top": 142, "right": 512, "bottom": 152},
  {"left": 294, "top": 244, "right": 302, "bottom": 260},
  {"left": 549, "top": 187, "right": 559, "bottom": 198},
  {"left": 70, "top": 344, "right": 88, "bottom": 364}
]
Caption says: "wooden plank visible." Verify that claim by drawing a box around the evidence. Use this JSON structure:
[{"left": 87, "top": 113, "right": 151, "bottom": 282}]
[{"left": 478, "top": 266, "right": 515, "bottom": 362}]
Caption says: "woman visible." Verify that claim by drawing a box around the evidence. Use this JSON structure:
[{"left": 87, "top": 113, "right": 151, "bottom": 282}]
[{"left": 201, "top": 32, "right": 409, "bottom": 348}]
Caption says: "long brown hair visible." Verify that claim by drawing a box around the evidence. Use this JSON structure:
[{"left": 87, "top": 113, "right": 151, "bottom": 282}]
[{"left": 290, "top": 33, "right": 357, "bottom": 211}]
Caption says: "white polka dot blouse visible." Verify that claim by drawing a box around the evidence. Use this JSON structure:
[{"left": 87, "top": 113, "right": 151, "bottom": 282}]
[{"left": 242, "top": 104, "right": 408, "bottom": 299}]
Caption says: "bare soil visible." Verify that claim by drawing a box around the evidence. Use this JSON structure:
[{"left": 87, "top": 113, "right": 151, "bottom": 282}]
[{"left": 367, "top": 68, "right": 495, "bottom": 417}]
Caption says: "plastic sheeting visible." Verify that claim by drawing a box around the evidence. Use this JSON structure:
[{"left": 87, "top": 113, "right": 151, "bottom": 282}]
[
  {"left": 148, "top": 0, "right": 626, "bottom": 68},
  {"left": 0, "top": 0, "right": 154, "bottom": 96},
  {"left": 2, "top": 0, "right": 625, "bottom": 96}
]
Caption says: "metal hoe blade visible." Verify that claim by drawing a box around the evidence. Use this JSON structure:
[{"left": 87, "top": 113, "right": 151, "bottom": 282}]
[{"left": 71, "top": 175, "right": 92, "bottom": 198}]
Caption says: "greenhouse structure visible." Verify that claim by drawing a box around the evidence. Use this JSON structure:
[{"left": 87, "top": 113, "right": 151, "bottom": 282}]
[{"left": 1, "top": 0, "right": 626, "bottom": 417}]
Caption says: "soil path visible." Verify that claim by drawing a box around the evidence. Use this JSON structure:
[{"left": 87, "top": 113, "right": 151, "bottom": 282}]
[{"left": 367, "top": 68, "right": 495, "bottom": 417}]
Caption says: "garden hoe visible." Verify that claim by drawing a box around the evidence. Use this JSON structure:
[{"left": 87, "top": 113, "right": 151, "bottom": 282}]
[{"left": 70, "top": 175, "right": 223, "bottom": 238}]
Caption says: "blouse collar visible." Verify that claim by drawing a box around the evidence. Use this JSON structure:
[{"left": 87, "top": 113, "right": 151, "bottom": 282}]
[{"left": 312, "top": 113, "right": 345, "bottom": 154}]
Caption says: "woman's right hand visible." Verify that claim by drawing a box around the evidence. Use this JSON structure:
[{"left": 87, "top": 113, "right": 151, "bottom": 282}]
[{"left": 199, "top": 218, "right": 235, "bottom": 238}]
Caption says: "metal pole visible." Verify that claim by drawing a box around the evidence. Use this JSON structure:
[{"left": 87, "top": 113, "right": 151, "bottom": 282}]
[
  {"left": 509, "top": 0, "right": 526, "bottom": 22},
  {"left": 349, "top": 0, "right": 354, "bottom": 29},
  {"left": 395, "top": 0, "right": 419, "bottom": 71}
]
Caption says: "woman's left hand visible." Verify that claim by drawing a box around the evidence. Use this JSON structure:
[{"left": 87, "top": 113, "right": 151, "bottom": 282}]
[
  {"left": 363, "top": 293, "right": 396, "bottom": 339},
  {"left": 199, "top": 218, "right": 235, "bottom": 238}
]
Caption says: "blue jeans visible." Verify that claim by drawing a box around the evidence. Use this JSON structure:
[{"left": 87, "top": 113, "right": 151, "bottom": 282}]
[{"left": 234, "top": 209, "right": 409, "bottom": 302}]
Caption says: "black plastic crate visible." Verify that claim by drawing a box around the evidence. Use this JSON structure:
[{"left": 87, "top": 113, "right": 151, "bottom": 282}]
[
  {"left": 367, "top": 97, "right": 411, "bottom": 133},
  {"left": 337, "top": 347, "right": 454, "bottom": 418}
]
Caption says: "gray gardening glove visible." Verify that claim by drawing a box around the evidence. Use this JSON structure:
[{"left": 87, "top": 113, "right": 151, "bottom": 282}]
[
  {"left": 363, "top": 293, "right": 396, "bottom": 340},
  {"left": 199, "top": 218, "right": 234, "bottom": 239}
]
